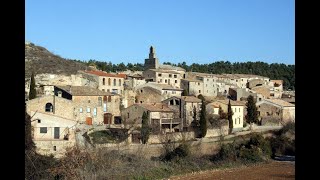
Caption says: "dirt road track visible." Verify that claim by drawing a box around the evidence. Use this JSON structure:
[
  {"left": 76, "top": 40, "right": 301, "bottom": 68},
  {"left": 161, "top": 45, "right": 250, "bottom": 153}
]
[{"left": 168, "top": 161, "right": 295, "bottom": 180}]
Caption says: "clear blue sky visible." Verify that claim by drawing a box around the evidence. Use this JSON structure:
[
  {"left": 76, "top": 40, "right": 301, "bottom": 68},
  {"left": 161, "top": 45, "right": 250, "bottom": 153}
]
[{"left": 26, "top": 0, "right": 295, "bottom": 65}]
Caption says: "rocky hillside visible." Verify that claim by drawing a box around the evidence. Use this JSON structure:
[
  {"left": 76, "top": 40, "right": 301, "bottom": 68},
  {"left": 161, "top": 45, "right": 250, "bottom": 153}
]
[{"left": 25, "top": 42, "right": 89, "bottom": 78}]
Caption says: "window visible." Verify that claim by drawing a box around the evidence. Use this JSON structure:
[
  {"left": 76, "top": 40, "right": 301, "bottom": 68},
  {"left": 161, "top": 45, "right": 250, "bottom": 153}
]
[
  {"left": 127, "top": 112, "right": 130, "bottom": 118},
  {"left": 158, "top": 73, "right": 162, "bottom": 77},
  {"left": 88, "top": 100, "right": 90, "bottom": 103},
  {"left": 103, "top": 78, "right": 105, "bottom": 85},
  {"left": 119, "top": 79, "right": 122, "bottom": 86},
  {"left": 102, "top": 89, "right": 105, "bottom": 92},
  {"left": 198, "top": 83, "right": 200, "bottom": 86},
  {"left": 175, "top": 80, "right": 177, "bottom": 83},
  {"left": 107, "top": 89, "right": 110, "bottom": 92},
  {"left": 239, "top": 118, "right": 241, "bottom": 124},
  {"left": 174, "top": 75, "right": 177, "bottom": 78},
  {"left": 165, "top": 91, "right": 168, "bottom": 94},
  {"left": 45, "top": 103, "right": 53, "bottom": 112},
  {"left": 113, "top": 79, "right": 116, "bottom": 86},
  {"left": 259, "top": 98, "right": 262, "bottom": 101},
  {"left": 169, "top": 74, "right": 172, "bottom": 78},
  {"left": 87, "top": 107, "right": 91, "bottom": 113},
  {"left": 79, "top": 108, "right": 83, "bottom": 113},
  {"left": 108, "top": 78, "right": 111, "bottom": 86},
  {"left": 140, "top": 90, "right": 143, "bottom": 93},
  {"left": 235, "top": 108, "right": 236, "bottom": 112},
  {"left": 160, "top": 79, "right": 162, "bottom": 83},
  {"left": 239, "top": 108, "right": 240, "bottom": 112},
  {"left": 103, "top": 103, "right": 107, "bottom": 112},
  {"left": 94, "top": 108, "right": 97, "bottom": 116},
  {"left": 108, "top": 96, "right": 111, "bottom": 102},
  {"left": 53, "top": 146, "right": 57, "bottom": 151},
  {"left": 38, "top": 119, "right": 41, "bottom": 123},
  {"left": 165, "top": 79, "right": 167, "bottom": 83},
  {"left": 199, "top": 90, "right": 201, "bottom": 93},
  {"left": 98, "top": 97, "right": 102, "bottom": 106},
  {"left": 40, "top": 127, "right": 47, "bottom": 133},
  {"left": 190, "top": 111, "right": 192, "bottom": 116}
]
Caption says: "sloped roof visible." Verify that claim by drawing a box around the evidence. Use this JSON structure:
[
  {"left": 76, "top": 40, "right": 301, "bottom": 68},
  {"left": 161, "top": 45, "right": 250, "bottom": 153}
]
[
  {"left": 265, "top": 99, "right": 295, "bottom": 107},
  {"left": 159, "top": 64, "right": 186, "bottom": 71},
  {"left": 56, "top": 86, "right": 113, "bottom": 96},
  {"left": 137, "top": 103, "right": 173, "bottom": 112}
]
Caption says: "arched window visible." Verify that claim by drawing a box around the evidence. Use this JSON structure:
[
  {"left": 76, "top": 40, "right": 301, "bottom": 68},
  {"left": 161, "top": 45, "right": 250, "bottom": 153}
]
[
  {"left": 119, "top": 79, "right": 122, "bottom": 86},
  {"left": 102, "top": 78, "right": 105, "bottom": 85},
  {"left": 113, "top": 79, "right": 116, "bottom": 86},
  {"left": 108, "top": 78, "right": 111, "bottom": 86},
  {"left": 45, "top": 103, "right": 53, "bottom": 112}
]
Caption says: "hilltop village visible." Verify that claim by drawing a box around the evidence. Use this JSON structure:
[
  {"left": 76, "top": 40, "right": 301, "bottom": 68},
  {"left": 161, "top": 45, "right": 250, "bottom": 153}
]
[{"left": 25, "top": 46, "right": 295, "bottom": 157}]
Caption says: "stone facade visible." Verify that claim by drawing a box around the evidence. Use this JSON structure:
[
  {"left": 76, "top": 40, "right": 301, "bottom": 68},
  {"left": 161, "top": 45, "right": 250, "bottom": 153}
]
[
  {"left": 79, "top": 70, "right": 125, "bottom": 95},
  {"left": 144, "top": 46, "right": 159, "bottom": 70},
  {"left": 162, "top": 96, "right": 202, "bottom": 131},
  {"left": 27, "top": 86, "right": 121, "bottom": 125},
  {"left": 121, "top": 103, "right": 179, "bottom": 133},
  {"left": 256, "top": 99, "right": 295, "bottom": 124},
  {"left": 209, "top": 100, "right": 246, "bottom": 131},
  {"left": 143, "top": 69, "right": 183, "bottom": 88}
]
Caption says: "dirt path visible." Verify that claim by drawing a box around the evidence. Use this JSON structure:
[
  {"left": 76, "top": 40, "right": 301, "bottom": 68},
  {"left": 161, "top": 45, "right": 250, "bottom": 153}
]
[{"left": 168, "top": 161, "right": 295, "bottom": 180}]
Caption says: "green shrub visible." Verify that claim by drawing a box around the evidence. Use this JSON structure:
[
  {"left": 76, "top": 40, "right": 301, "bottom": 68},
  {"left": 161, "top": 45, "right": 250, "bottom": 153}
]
[
  {"left": 161, "top": 143, "right": 191, "bottom": 161},
  {"left": 239, "top": 145, "right": 263, "bottom": 162}
]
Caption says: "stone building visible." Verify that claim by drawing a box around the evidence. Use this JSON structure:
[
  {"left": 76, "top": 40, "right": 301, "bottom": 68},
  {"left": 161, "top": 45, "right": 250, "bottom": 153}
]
[
  {"left": 269, "top": 80, "right": 284, "bottom": 98},
  {"left": 256, "top": 99, "right": 295, "bottom": 124},
  {"left": 121, "top": 103, "right": 179, "bottom": 133},
  {"left": 142, "top": 46, "right": 186, "bottom": 88},
  {"left": 209, "top": 100, "right": 246, "bottom": 131},
  {"left": 125, "top": 74, "right": 146, "bottom": 90},
  {"left": 135, "top": 83, "right": 183, "bottom": 103},
  {"left": 162, "top": 96, "right": 202, "bottom": 131},
  {"left": 79, "top": 70, "right": 126, "bottom": 95},
  {"left": 30, "top": 111, "right": 77, "bottom": 157},
  {"left": 143, "top": 69, "right": 183, "bottom": 88},
  {"left": 27, "top": 86, "right": 121, "bottom": 126}
]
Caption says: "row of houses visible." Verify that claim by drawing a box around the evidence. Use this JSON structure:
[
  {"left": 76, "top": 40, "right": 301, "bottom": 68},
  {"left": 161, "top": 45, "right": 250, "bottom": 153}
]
[{"left": 26, "top": 46, "right": 295, "bottom": 157}]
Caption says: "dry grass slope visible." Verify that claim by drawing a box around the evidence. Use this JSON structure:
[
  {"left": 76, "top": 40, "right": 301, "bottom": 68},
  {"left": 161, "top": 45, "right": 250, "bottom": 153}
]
[{"left": 25, "top": 43, "right": 88, "bottom": 77}]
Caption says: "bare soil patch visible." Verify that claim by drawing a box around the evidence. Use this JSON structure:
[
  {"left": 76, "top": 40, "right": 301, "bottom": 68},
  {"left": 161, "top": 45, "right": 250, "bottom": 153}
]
[{"left": 169, "top": 160, "right": 295, "bottom": 180}]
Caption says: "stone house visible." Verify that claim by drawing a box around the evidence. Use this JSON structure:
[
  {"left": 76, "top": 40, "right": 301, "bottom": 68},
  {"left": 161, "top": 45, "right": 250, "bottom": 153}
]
[
  {"left": 27, "top": 86, "right": 121, "bottom": 126},
  {"left": 256, "top": 99, "right": 295, "bottom": 124},
  {"left": 210, "top": 100, "right": 246, "bottom": 131},
  {"left": 79, "top": 70, "right": 126, "bottom": 95},
  {"left": 135, "top": 83, "right": 183, "bottom": 103},
  {"left": 54, "top": 86, "right": 121, "bottom": 125},
  {"left": 250, "top": 86, "right": 270, "bottom": 101},
  {"left": 125, "top": 74, "right": 146, "bottom": 90},
  {"left": 121, "top": 103, "right": 179, "bottom": 133},
  {"left": 29, "top": 111, "right": 77, "bottom": 157},
  {"left": 162, "top": 96, "right": 202, "bottom": 131},
  {"left": 269, "top": 80, "right": 284, "bottom": 98},
  {"left": 143, "top": 69, "right": 183, "bottom": 88}
]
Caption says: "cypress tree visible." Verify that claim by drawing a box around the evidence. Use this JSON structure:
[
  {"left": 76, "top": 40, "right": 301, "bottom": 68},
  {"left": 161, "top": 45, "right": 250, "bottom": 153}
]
[
  {"left": 199, "top": 100, "right": 207, "bottom": 138},
  {"left": 246, "top": 95, "right": 259, "bottom": 124},
  {"left": 29, "top": 72, "right": 37, "bottom": 100},
  {"left": 227, "top": 100, "right": 234, "bottom": 134},
  {"left": 141, "top": 111, "right": 151, "bottom": 144}
]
